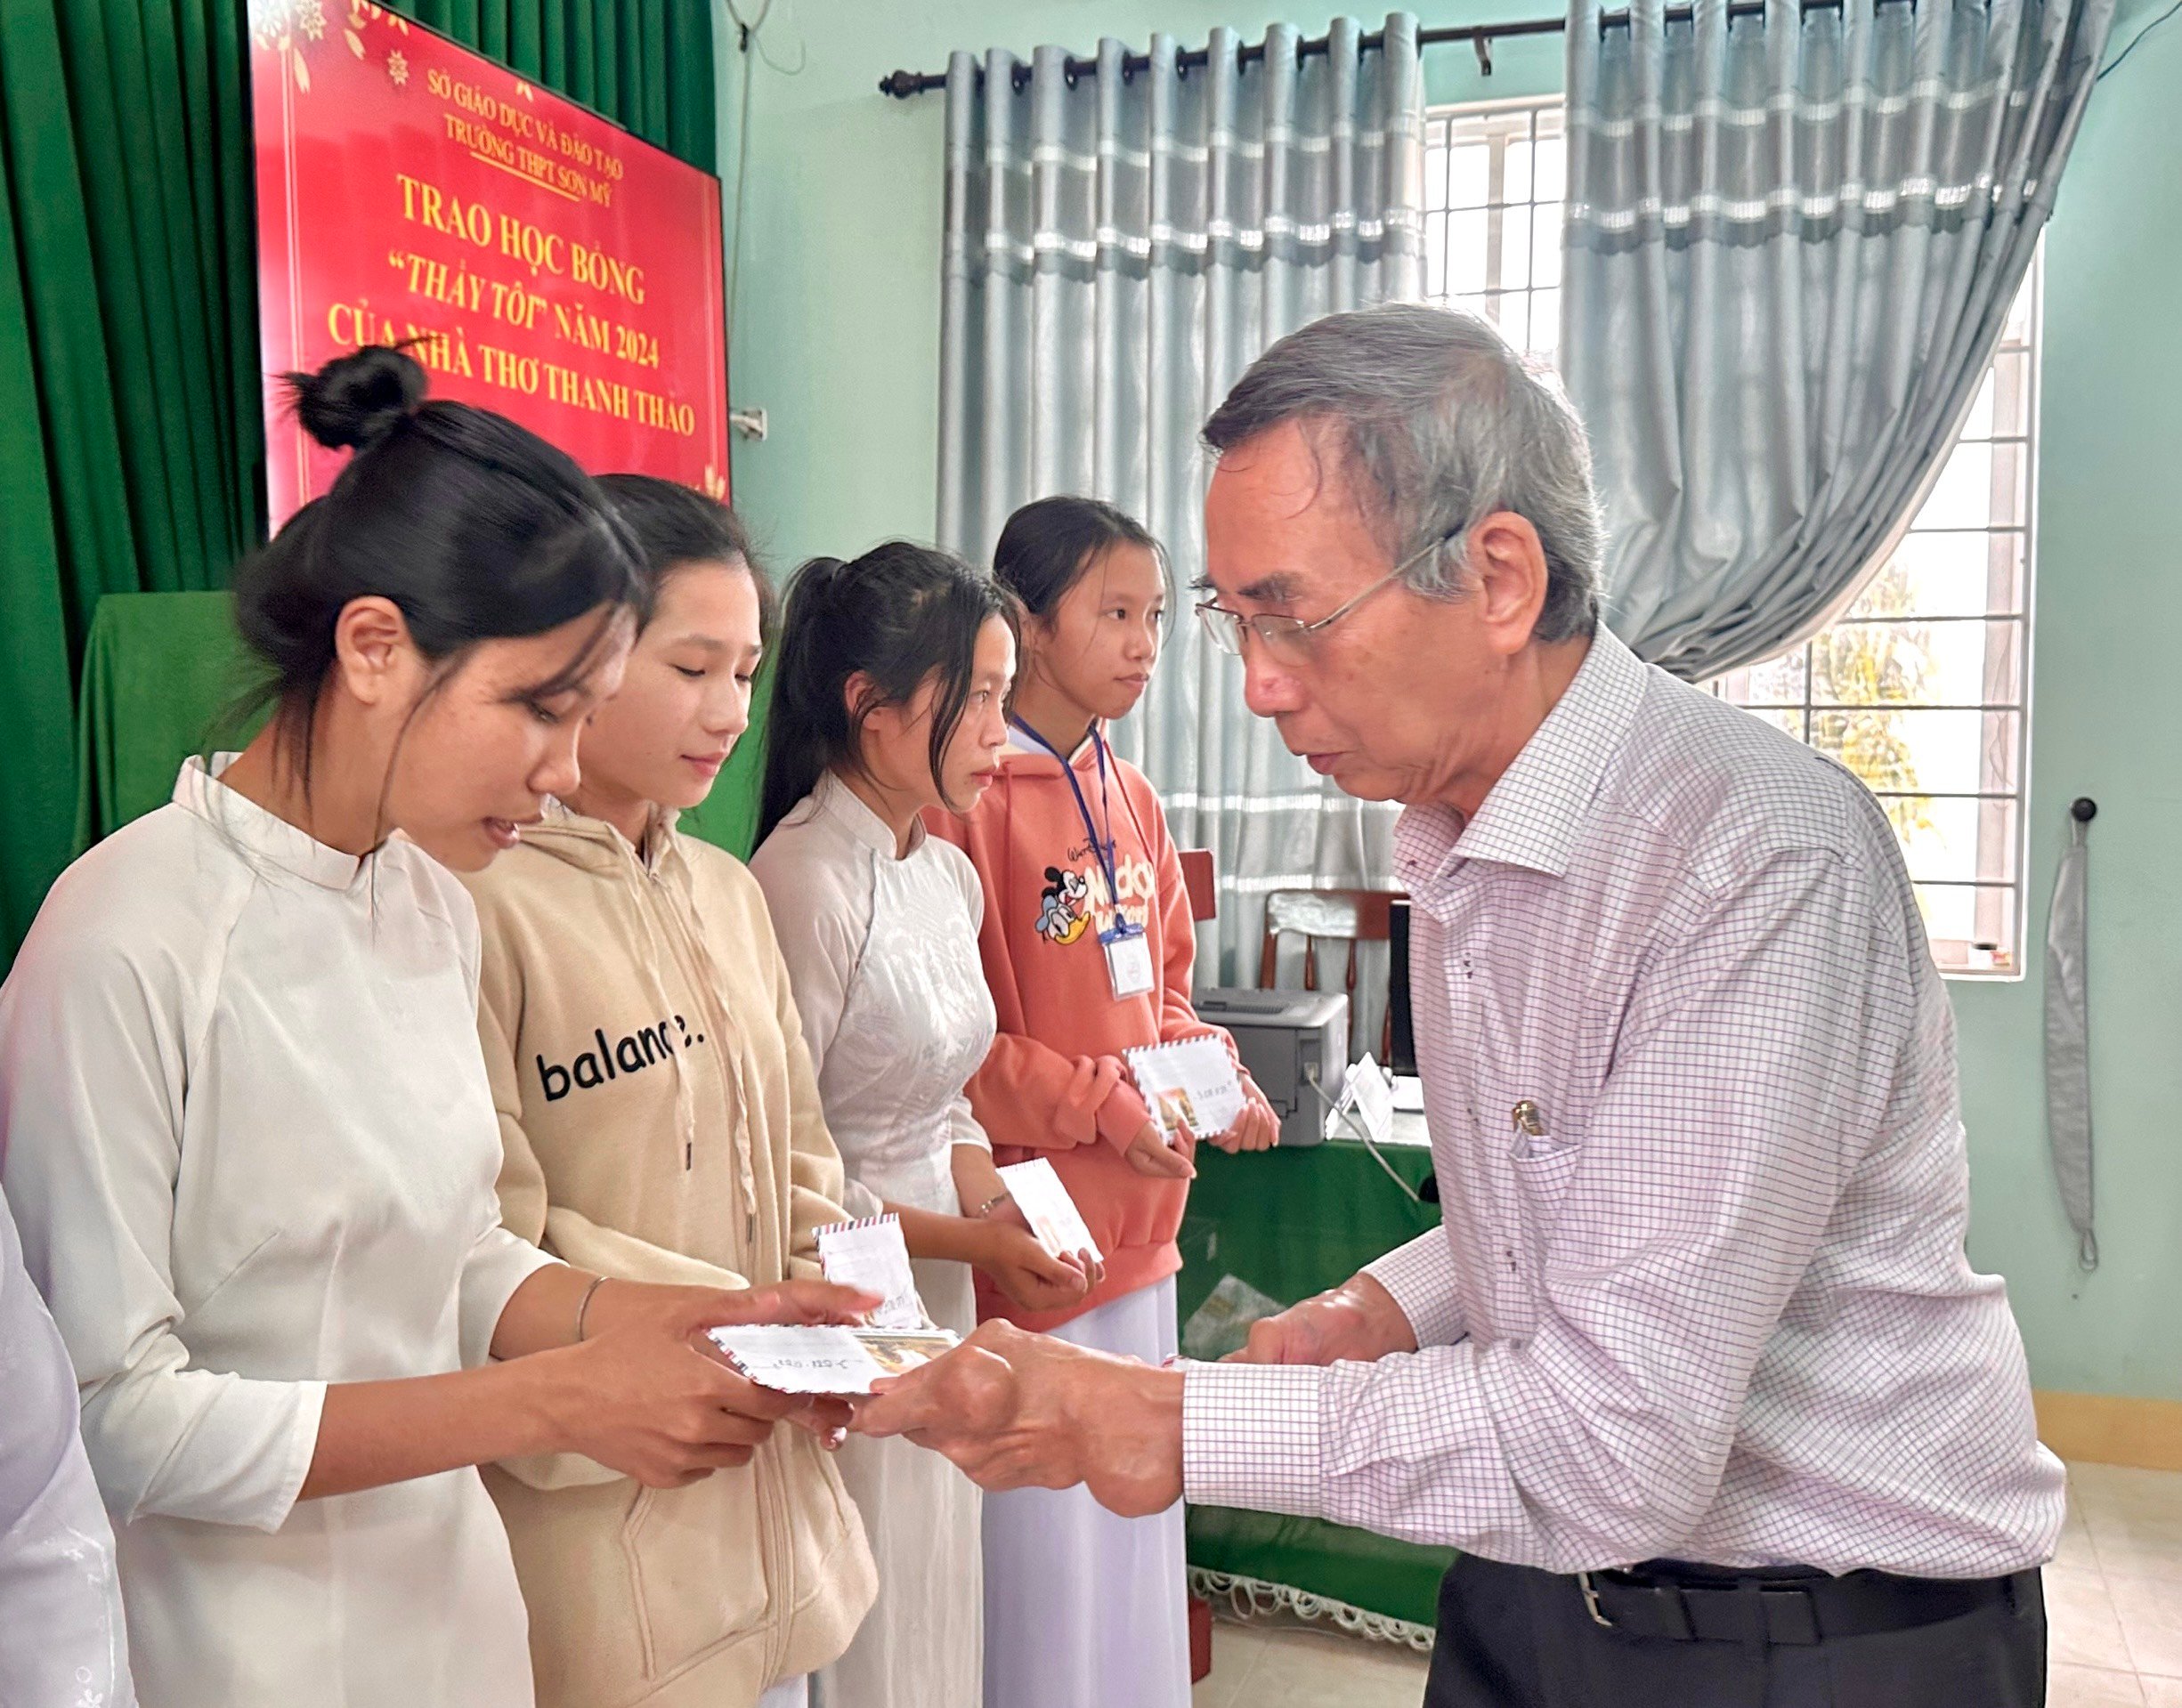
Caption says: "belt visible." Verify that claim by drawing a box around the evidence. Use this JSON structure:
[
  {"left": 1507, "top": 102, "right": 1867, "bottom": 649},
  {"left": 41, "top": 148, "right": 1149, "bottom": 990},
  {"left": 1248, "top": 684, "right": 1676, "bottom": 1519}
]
[{"left": 1573, "top": 1560, "right": 2034, "bottom": 1647}]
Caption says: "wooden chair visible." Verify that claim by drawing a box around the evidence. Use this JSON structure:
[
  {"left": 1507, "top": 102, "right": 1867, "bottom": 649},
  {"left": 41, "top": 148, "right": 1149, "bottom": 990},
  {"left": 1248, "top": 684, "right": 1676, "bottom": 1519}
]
[
  {"left": 1178, "top": 849, "right": 1218, "bottom": 922},
  {"left": 1258, "top": 887, "right": 1406, "bottom": 1062}
]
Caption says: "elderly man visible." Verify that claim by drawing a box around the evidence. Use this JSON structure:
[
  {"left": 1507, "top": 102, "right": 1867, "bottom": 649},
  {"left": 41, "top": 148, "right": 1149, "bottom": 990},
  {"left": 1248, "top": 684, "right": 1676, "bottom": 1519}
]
[{"left": 858, "top": 304, "right": 2063, "bottom": 1706}]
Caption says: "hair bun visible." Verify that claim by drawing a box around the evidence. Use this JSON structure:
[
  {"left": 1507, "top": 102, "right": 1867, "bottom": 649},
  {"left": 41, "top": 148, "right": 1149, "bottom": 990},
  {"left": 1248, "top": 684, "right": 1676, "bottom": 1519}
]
[{"left": 287, "top": 346, "right": 427, "bottom": 451}]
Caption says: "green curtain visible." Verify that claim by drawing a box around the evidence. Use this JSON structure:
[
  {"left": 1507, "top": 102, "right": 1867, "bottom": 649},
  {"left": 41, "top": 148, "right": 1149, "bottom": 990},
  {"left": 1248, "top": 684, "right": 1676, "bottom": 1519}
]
[
  {"left": 0, "top": 0, "right": 260, "bottom": 955},
  {"left": 0, "top": 0, "right": 715, "bottom": 962},
  {"left": 391, "top": 1, "right": 717, "bottom": 172}
]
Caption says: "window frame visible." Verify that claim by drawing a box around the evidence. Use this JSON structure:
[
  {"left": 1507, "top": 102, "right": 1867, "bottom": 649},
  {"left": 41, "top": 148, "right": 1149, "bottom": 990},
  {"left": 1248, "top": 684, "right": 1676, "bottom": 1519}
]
[
  {"left": 1422, "top": 94, "right": 1566, "bottom": 360},
  {"left": 1422, "top": 93, "right": 2041, "bottom": 980}
]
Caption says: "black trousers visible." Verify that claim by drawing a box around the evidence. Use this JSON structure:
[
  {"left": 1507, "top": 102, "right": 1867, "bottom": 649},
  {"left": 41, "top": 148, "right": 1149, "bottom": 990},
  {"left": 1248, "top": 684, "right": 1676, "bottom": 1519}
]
[{"left": 1424, "top": 1554, "right": 2047, "bottom": 1708}]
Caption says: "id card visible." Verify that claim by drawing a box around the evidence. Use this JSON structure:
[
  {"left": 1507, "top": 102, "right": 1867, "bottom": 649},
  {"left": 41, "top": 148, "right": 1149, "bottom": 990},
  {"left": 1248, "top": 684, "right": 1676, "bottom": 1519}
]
[{"left": 1101, "top": 922, "right": 1156, "bottom": 1000}]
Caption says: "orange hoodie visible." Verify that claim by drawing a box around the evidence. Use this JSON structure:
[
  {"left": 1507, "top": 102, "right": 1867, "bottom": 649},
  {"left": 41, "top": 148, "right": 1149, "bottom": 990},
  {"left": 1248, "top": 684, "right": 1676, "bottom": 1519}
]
[{"left": 924, "top": 727, "right": 1241, "bottom": 1332}]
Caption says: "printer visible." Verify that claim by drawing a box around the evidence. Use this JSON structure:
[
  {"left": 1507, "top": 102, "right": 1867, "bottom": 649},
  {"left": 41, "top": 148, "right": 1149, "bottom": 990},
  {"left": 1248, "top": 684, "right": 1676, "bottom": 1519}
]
[{"left": 1194, "top": 986, "right": 1350, "bottom": 1147}]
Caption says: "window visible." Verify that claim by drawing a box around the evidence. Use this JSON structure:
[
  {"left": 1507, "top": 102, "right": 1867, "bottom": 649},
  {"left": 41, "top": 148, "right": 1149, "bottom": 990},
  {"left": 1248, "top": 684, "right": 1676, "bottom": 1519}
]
[
  {"left": 1423, "top": 98, "right": 1567, "bottom": 363},
  {"left": 1708, "top": 276, "right": 2039, "bottom": 975},
  {"left": 1424, "top": 96, "right": 2040, "bottom": 977}
]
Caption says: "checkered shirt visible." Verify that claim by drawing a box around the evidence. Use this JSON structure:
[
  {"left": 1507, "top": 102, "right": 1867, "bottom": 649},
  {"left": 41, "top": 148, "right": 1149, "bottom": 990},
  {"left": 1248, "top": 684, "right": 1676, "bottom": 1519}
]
[{"left": 1180, "top": 627, "right": 2065, "bottom": 1577}]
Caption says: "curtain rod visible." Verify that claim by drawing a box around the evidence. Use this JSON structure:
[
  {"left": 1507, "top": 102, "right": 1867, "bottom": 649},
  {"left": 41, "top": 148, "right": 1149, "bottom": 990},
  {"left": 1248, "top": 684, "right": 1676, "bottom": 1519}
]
[{"left": 876, "top": 0, "right": 1899, "bottom": 97}]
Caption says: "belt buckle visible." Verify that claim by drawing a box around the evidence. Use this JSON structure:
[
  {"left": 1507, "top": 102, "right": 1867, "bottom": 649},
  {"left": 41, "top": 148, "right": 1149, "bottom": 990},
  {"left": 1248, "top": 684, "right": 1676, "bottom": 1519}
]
[{"left": 1578, "top": 1571, "right": 1616, "bottom": 1631}]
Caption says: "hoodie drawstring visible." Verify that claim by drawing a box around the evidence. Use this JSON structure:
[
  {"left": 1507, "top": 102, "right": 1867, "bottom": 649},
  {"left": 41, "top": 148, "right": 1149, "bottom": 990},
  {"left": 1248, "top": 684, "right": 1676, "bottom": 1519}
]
[
  {"left": 669, "top": 858, "right": 763, "bottom": 1248},
  {"left": 607, "top": 815, "right": 764, "bottom": 1251},
  {"left": 623, "top": 833, "right": 703, "bottom": 1178}
]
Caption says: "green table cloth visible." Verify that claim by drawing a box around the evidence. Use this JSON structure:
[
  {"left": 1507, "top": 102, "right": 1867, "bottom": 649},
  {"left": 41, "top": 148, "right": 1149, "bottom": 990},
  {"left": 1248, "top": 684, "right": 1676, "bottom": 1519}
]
[{"left": 1177, "top": 1137, "right": 1456, "bottom": 1636}]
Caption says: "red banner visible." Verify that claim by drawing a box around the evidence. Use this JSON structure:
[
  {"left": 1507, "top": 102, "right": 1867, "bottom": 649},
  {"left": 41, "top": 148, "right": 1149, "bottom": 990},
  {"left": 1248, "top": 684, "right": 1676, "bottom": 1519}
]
[{"left": 250, "top": 2, "right": 727, "bottom": 530}]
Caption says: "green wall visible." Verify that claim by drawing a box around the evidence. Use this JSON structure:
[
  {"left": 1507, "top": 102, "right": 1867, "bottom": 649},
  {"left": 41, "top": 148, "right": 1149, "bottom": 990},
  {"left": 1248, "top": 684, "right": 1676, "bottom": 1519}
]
[
  {"left": 714, "top": 1, "right": 2182, "bottom": 1400},
  {"left": 1951, "top": 5, "right": 2182, "bottom": 1400}
]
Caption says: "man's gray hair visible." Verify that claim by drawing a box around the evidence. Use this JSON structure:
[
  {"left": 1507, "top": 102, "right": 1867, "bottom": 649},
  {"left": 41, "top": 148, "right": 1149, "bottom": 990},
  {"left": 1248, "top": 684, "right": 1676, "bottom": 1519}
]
[{"left": 1201, "top": 303, "right": 1603, "bottom": 644}]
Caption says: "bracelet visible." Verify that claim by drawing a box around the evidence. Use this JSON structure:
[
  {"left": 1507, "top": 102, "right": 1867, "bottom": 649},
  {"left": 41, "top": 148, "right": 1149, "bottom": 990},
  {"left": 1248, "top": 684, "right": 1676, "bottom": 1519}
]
[
  {"left": 974, "top": 1192, "right": 1014, "bottom": 1219},
  {"left": 573, "top": 1274, "right": 609, "bottom": 1344}
]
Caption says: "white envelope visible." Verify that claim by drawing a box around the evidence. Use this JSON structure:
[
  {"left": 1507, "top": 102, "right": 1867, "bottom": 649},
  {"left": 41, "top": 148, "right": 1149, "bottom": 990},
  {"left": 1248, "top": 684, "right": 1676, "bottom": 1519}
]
[
  {"left": 815, "top": 1214, "right": 927, "bottom": 1331},
  {"left": 998, "top": 1158, "right": 1102, "bottom": 1262},
  {"left": 707, "top": 1325, "right": 959, "bottom": 1396},
  {"left": 1325, "top": 1054, "right": 1396, "bottom": 1146},
  {"left": 1125, "top": 1035, "right": 1246, "bottom": 1141}
]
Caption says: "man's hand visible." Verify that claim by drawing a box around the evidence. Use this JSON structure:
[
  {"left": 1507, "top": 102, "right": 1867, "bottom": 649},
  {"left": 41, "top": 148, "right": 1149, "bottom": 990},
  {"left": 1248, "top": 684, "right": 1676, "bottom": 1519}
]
[
  {"left": 1228, "top": 1273, "right": 1417, "bottom": 1366},
  {"left": 851, "top": 1321, "right": 1184, "bottom": 1518}
]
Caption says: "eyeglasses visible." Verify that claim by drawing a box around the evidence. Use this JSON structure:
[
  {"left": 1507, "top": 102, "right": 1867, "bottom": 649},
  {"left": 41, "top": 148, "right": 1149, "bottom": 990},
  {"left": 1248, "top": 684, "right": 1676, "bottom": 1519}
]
[{"left": 1194, "top": 530, "right": 1458, "bottom": 662}]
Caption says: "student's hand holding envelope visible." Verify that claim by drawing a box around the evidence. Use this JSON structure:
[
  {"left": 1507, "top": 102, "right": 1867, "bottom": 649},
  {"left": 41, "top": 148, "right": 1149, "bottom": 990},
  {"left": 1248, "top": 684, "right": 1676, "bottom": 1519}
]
[
  {"left": 1208, "top": 1079, "right": 1280, "bottom": 1154},
  {"left": 974, "top": 1219, "right": 1097, "bottom": 1314},
  {"left": 586, "top": 1277, "right": 882, "bottom": 1350}
]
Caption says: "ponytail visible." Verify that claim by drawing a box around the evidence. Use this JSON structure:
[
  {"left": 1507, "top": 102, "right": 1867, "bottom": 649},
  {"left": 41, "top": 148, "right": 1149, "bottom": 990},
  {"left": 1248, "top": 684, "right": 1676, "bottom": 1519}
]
[
  {"left": 758, "top": 556, "right": 852, "bottom": 846},
  {"left": 757, "top": 544, "right": 1015, "bottom": 848}
]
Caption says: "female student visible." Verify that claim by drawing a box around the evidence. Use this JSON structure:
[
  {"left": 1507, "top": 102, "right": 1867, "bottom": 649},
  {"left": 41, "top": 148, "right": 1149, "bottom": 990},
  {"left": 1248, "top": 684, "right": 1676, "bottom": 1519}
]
[
  {"left": 924, "top": 496, "right": 1278, "bottom": 1708},
  {"left": 0, "top": 349, "right": 867, "bottom": 1708},
  {"left": 461, "top": 475, "right": 876, "bottom": 1708},
  {"left": 0, "top": 1181, "right": 131, "bottom": 1705},
  {"left": 749, "top": 544, "right": 1099, "bottom": 1708}
]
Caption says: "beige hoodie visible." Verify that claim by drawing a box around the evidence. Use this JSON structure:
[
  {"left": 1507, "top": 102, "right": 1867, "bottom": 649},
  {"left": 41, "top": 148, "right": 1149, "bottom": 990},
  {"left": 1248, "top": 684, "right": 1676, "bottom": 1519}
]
[{"left": 462, "top": 805, "right": 876, "bottom": 1708}]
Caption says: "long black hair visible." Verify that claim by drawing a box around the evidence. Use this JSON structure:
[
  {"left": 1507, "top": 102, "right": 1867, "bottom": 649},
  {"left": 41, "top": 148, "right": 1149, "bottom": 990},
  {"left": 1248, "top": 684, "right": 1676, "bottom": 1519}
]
[
  {"left": 229, "top": 345, "right": 640, "bottom": 794},
  {"left": 991, "top": 495, "right": 1167, "bottom": 622},
  {"left": 596, "top": 473, "right": 778, "bottom": 648},
  {"left": 757, "top": 541, "right": 1014, "bottom": 847}
]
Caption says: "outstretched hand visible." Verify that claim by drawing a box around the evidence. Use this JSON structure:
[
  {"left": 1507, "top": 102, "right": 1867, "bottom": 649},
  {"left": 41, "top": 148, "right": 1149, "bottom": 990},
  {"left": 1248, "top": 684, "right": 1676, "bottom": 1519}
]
[
  {"left": 851, "top": 1320, "right": 1185, "bottom": 1518},
  {"left": 1224, "top": 1274, "right": 1417, "bottom": 1366},
  {"left": 548, "top": 1279, "right": 879, "bottom": 1485}
]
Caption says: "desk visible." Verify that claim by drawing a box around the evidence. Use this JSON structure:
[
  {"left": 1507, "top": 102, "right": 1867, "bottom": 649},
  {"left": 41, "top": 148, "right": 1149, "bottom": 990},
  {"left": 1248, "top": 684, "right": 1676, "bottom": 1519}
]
[{"left": 1177, "top": 1129, "right": 1455, "bottom": 1641}]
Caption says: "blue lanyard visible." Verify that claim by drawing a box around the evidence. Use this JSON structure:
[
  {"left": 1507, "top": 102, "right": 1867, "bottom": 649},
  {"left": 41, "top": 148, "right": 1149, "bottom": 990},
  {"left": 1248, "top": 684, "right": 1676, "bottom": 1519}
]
[{"left": 1010, "top": 717, "right": 1123, "bottom": 910}]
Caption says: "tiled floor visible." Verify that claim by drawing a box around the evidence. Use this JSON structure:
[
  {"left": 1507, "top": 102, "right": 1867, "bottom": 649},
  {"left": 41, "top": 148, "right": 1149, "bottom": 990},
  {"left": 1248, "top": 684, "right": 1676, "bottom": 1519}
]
[
  {"left": 2048, "top": 1463, "right": 2182, "bottom": 1705},
  {"left": 1193, "top": 1461, "right": 2182, "bottom": 1706},
  {"left": 1192, "top": 1615, "right": 1433, "bottom": 1708}
]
